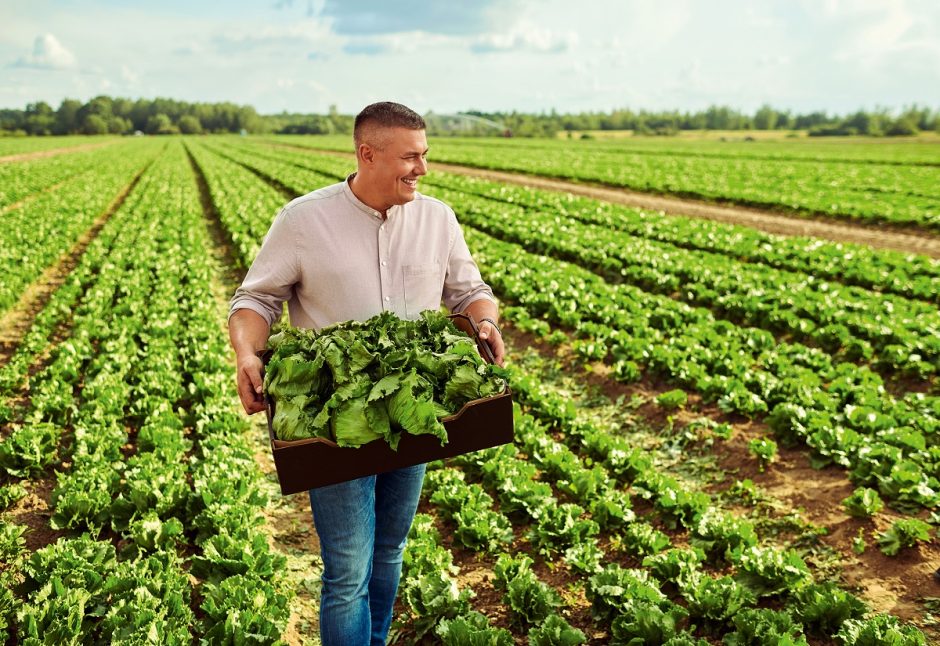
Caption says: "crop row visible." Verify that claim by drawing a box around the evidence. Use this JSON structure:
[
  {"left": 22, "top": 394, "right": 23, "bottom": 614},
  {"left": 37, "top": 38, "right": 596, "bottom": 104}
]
[
  {"left": 0, "top": 141, "right": 290, "bottom": 642},
  {"left": 0, "top": 140, "right": 161, "bottom": 315},
  {"left": 272, "top": 134, "right": 940, "bottom": 229},
  {"left": 267, "top": 133, "right": 940, "bottom": 166},
  {"left": 423, "top": 183, "right": 940, "bottom": 379},
  {"left": 0, "top": 139, "right": 151, "bottom": 210},
  {"left": 187, "top": 141, "right": 940, "bottom": 511},
  {"left": 400, "top": 365, "right": 929, "bottom": 642},
  {"left": 461, "top": 227, "right": 940, "bottom": 512},
  {"left": 421, "top": 171, "right": 940, "bottom": 305},
  {"left": 228, "top": 138, "right": 940, "bottom": 305}
]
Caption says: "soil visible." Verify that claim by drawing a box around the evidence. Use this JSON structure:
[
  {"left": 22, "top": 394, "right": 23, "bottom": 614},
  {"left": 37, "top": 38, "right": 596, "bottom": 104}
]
[
  {"left": 0, "top": 141, "right": 116, "bottom": 164},
  {"left": 288, "top": 146, "right": 940, "bottom": 259}
]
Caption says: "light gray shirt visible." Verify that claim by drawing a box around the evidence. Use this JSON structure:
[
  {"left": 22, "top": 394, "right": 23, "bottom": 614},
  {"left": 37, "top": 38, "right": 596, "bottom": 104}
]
[{"left": 229, "top": 175, "right": 496, "bottom": 330}]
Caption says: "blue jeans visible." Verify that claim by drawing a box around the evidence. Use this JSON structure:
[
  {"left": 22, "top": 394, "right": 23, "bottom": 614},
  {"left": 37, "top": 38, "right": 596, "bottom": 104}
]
[{"left": 308, "top": 463, "right": 427, "bottom": 646}]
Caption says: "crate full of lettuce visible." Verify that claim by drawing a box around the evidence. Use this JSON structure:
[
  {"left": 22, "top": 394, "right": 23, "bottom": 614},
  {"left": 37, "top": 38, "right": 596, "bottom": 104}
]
[{"left": 262, "top": 311, "right": 512, "bottom": 492}]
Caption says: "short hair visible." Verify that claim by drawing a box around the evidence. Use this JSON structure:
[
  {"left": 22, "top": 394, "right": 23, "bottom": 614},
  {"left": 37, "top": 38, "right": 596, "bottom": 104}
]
[{"left": 354, "top": 102, "right": 425, "bottom": 148}]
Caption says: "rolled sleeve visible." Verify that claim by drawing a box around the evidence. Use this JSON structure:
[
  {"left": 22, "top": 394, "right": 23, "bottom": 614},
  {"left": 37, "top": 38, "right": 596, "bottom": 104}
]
[
  {"left": 228, "top": 207, "right": 300, "bottom": 326},
  {"left": 442, "top": 222, "right": 497, "bottom": 314}
]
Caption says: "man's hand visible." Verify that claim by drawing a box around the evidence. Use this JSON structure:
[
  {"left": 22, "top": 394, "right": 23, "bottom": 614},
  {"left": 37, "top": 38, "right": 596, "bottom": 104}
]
[
  {"left": 477, "top": 319, "right": 505, "bottom": 367},
  {"left": 236, "top": 353, "right": 267, "bottom": 414},
  {"left": 229, "top": 308, "right": 272, "bottom": 415}
]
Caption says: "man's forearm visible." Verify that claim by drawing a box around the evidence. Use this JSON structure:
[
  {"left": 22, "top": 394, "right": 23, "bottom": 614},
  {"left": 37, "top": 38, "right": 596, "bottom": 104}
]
[
  {"left": 229, "top": 308, "right": 271, "bottom": 358},
  {"left": 463, "top": 298, "right": 498, "bottom": 326}
]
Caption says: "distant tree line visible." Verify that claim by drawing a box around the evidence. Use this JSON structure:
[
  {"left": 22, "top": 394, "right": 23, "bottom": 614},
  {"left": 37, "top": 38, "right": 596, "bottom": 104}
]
[
  {"left": 0, "top": 96, "right": 263, "bottom": 135},
  {"left": 1, "top": 96, "right": 938, "bottom": 138},
  {"left": 460, "top": 105, "right": 940, "bottom": 137}
]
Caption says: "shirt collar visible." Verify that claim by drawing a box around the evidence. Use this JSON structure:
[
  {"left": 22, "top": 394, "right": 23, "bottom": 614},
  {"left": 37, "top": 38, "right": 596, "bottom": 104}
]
[{"left": 344, "top": 173, "right": 389, "bottom": 221}]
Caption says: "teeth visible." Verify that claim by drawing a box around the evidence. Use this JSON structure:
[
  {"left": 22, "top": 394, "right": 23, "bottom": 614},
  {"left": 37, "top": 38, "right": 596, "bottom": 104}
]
[{"left": 403, "top": 178, "right": 416, "bottom": 186}]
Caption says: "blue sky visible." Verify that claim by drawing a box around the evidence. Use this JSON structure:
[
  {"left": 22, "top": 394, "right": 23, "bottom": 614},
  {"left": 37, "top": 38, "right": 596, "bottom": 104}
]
[{"left": 2, "top": 0, "right": 938, "bottom": 115}]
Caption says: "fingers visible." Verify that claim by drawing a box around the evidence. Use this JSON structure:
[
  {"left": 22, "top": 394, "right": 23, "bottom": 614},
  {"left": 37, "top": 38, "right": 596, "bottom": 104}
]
[
  {"left": 237, "top": 358, "right": 266, "bottom": 415},
  {"left": 479, "top": 322, "right": 506, "bottom": 367}
]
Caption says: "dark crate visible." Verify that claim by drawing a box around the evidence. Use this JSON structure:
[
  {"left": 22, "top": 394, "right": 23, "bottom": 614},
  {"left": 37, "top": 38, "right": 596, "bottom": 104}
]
[{"left": 262, "top": 313, "right": 514, "bottom": 495}]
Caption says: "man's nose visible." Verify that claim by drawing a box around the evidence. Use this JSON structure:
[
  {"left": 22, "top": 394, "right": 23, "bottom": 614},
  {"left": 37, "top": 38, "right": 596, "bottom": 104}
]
[{"left": 415, "top": 156, "right": 428, "bottom": 175}]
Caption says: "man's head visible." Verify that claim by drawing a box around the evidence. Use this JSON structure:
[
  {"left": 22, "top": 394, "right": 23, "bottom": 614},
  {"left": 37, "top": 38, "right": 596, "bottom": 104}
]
[{"left": 351, "top": 102, "right": 428, "bottom": 213}]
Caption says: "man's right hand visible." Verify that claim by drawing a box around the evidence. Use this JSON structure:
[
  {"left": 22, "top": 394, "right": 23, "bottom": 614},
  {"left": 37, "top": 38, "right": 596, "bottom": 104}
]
[{"left": 236, "top": 353, "right": 266, "bottom": 415}]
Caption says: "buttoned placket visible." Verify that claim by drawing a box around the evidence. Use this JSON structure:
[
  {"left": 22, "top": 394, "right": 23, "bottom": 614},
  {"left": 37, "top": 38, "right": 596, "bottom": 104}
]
[{"left": 377, "top": 211, "right": 390, "bottom": 309}]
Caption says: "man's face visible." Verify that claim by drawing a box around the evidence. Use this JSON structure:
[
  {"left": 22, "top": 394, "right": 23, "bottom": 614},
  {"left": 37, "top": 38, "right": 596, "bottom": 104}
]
[{"left": 362, "top": 127, "right": 429, "bottom": 210}]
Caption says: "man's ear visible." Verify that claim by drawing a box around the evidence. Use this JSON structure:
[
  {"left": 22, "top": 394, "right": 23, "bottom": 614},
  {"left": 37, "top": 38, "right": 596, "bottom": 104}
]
[{"left": 358, "top": 143, "right": 375, "bottom": 165}]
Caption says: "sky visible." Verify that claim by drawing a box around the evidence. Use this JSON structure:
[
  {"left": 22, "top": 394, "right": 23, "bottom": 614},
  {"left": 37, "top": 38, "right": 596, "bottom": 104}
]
[{"left": 2, "top": 0, "right": 939, "bottom": 116}]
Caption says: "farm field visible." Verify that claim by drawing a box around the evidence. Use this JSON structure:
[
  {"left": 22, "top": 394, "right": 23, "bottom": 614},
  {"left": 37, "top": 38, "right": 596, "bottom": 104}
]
[
  {"left": 278, "top": 133, "right": 940, "bottom": 230},
  {"left": 1, "top": 135, "right": 939, "bottom": 645}
]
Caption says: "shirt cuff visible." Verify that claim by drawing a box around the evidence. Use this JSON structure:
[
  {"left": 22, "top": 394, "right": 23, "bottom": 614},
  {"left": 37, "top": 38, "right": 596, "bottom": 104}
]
[{"left": 228, "top": 300, "right": 280, "bottom": 327}]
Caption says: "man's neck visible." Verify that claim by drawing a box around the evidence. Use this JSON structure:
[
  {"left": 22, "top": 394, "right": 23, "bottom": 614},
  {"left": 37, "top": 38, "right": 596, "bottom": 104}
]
[{"left": 349, "top": 173, "right": 389, "bottom": 217}]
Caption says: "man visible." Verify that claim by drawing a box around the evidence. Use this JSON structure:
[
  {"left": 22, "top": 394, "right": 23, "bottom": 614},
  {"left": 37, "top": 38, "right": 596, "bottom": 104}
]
[{"left": 228, "top": 101, "right": 503, "bottom": 645}]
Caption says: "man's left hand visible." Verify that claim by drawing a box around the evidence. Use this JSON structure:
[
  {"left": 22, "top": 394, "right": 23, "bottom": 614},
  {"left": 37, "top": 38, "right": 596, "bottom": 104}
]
[{"left": 477, "top": 320, "right": 505, "bottom": 367}]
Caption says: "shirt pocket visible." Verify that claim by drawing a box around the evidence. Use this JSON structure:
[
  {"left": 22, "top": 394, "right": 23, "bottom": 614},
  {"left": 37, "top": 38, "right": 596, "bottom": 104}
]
[{"left": 403, "top": 262, "right": 443, "bottom": 319}]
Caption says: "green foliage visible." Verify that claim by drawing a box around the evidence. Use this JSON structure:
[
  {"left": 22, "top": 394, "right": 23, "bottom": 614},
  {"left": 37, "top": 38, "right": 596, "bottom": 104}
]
[
  {"left": 748, "top": 437, "right": 777, "bottom": 471},
  {"left": 0, "top": 521, "right": 26, "bottom": 563},
  {"left": 842, "top": 487, "right": 884, "bottom": 518},
  {"left": 399, "top": 570, "right": 474, "bottom": 639},
  {"left": 265, "top": 310, "right": 506, "bottom": 446},
  {"left": 199, "top": 573, "right": 290, "bottom": 644},
  {"left": 526, "top": 503, "right": 598, "bottom": 556},
  {"left": 835, "top": 614, "right": 927, "bottom": 645},
  {"left": 656, "top": 389, "right": 688, "bottom": 409},
  {"left": 681, "top": 575, "right": 756, "bottom": 623},
  {"left": 0, "top": 423, "right": 60, "bottom": 477},
  {"left": 622, "top": 521, "right": 671, "bottom": 557},
  {"left": 505, "top": 570, "right": 563, "bottom": 629},
  {"left": 563, "top": 540, "right": 605, "bottom": 575},
  {"left": 876, "top": 518, "right": 933, "bottom": 556},
  {"left": 643, "top": 548, "right": 705, "bottom": 590},
  {"left": 610, "top": 599, "right": 689, "bottom": 646},
  {"left": 190, "top": 531, "right": 287, "bottom": 584},
  {"left": 788, "top": 582, "right": 868, "bottom": 636},
  {"left": 527, "top": 614, "right": 586, "bottom": 646},
  {"left": 586, "top": 565, "right": 667, "bottom": 622},
  {"left": 0, "top": 482, "right": 27, "bottom": 511},
  {"left": 436, "top": 611, "right": 514, "bottom": 645},
  {"left": 723, "top": 608, "right": 808, "bottom": 645},
  {"left": 731, "top": 545, "right": 812, "bottom": 597}
]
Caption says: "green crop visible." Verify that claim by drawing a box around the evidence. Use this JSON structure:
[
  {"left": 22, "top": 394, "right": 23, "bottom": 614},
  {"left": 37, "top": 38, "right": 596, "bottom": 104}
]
[{"left": 264, "top": 310, "right": 507, "bottom": 447}]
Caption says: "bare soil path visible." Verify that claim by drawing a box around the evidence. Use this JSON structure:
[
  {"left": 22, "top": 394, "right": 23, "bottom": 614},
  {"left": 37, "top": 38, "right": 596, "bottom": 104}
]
[
  {"left": 282, "top": 146, "right": 940, "bottom": 259},
  {"left": 0, "top": 141, "right": 117, "bottom": 164}
]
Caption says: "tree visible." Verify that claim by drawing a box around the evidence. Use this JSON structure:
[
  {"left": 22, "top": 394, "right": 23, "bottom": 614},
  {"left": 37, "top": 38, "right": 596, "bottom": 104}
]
[
  {"left": 24, "top": 101, "right": 54, "bottom": 135},
  {"left": 753, "top": 104, "right": 778, "bottom": 130},
  {"left": 178, "top": 115, "right": 203, "bottom": 134},
  {"left": 54, "top": 98, "right": 82, "bottom": 134},
  {"left": 82, "top": 114, "right": 109, "bottom": 135},
  {"left": 146, "top": 113, "right": 178, "bottom": 135}
]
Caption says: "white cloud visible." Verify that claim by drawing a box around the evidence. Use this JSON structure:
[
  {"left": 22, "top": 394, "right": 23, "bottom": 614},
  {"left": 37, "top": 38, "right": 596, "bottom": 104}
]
[
  {"left": 12, "top": 33, "right": 76, "bottom": 70},
  {"left": 471, "top": 24, "right": 578, "bottom": 53}
]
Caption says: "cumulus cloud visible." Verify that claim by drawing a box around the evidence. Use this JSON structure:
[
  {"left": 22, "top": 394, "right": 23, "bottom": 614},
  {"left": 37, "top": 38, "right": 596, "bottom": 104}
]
[
  {"left": 12, "top": 34, "right": 76, "bottom": 70},
  {"left": 471, "top": 25, "right": 577, "bottom": 54}
]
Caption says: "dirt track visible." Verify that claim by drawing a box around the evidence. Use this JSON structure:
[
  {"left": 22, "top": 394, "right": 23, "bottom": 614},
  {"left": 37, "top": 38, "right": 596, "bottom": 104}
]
[{"left": 427, "top": 161, "right": 940, "bottom": 259}]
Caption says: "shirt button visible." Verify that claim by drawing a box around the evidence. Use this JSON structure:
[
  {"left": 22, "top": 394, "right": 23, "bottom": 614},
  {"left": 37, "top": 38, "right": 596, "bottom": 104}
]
[
  {"left": 379, "top": 226, "right": 385, "bottom": 232},
  {"left": 381, "top": 261, "right": 387, "bottom": 266},
  {"left": 384, "top": 296, "right": 390, "bottom": 302}
]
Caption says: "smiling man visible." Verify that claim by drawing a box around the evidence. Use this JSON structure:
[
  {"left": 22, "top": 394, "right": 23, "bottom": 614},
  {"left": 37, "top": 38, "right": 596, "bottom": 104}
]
[{"left": 227, "top": 101, "right": 502, "bottom": 645}]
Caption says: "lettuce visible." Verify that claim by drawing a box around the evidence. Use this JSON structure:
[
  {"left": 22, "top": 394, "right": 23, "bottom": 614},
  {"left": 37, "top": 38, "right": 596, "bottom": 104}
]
[{"left": 264, "top": 311, "right": 506, "bottom": 448}]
